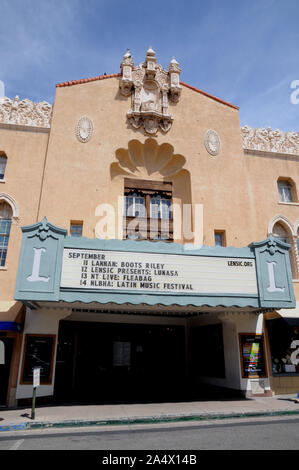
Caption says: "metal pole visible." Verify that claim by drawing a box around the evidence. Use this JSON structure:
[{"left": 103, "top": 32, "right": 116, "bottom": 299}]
[{"left": 31, "top": 386, "right": 36, "bottom": 420}]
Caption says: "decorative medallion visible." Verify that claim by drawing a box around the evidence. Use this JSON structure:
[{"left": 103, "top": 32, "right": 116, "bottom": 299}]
[
  {"left": 75, "top": 116, "right": 93, "bottom": 143},
  {"left": 204, "top": 129, "right": 221, "bottom": 156},
  {"left": 120, "top": 47, "right": 181, "bottom": 135}
]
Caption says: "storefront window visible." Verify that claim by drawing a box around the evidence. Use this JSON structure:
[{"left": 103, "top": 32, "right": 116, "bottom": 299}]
[{"left": 266, "top": 318, "right": 299, "bottom": 375}]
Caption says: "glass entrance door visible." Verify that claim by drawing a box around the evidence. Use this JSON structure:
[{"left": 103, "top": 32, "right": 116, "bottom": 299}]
[{"left": 54, "top": 321, "right": 186, "bottom": 404}]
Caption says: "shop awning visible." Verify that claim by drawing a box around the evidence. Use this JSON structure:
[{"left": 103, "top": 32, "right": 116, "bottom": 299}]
[{"left": 0, "top": 301, "right": 24, "bottom": 331}]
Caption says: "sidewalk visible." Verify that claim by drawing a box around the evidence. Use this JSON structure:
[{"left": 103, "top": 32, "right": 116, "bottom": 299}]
[{"left": 1, "top": 394, "right": 299, "bottom": 432}]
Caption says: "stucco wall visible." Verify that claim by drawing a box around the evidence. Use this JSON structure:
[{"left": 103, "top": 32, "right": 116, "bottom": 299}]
[
  {"left": 37, "top": 79, "right": 245, "bottom": 245},
  {"left": 2, "top": 73, "right": 299, "bottom": 401},
  {"left": 0, "top": 127, "right": 49, "bottom": 299}
]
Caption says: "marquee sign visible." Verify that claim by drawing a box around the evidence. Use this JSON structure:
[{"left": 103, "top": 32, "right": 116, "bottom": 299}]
[
  {"left": 14, "top": 218, "right": 295, "bottom": 310},
  {"left": 61, "top": 248, "right": 258, "bottom": 296}
]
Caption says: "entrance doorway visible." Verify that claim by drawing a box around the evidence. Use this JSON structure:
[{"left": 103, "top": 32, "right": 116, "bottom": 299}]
[
  {"left": 0, "top": 338, "right": 14, "bottom": 406},
  {"left": 54, "top": 321, "right": 186, "bottom": 404}
]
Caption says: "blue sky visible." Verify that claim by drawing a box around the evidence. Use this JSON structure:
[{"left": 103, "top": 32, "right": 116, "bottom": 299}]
[{"left": 0, "top": 0, "right": 298, "bottom": 131}]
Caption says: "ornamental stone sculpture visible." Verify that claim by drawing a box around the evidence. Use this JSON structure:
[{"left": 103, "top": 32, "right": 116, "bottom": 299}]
[
  {"left": 241, "top": 125, "right": 299, "bottom": 156},
  {"left": 120, "top": 47, "right": 181, "bottom": 135},
  {"left": 0, "top": 95, "right": 52, "bottom": 128}
]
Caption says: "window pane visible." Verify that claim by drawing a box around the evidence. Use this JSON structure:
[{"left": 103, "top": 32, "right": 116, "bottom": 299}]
[
  {"left": 0, "top": 219, "right": 12, "bottom": 235},
  {"left": 278, "top": 181, "right": 293, "bottom": 202},
  {"left": 0, "top": 202, "right": 13, "bottom": 219},
  {"left": 161, "top": 199, "right": 171, "bottom": 219},
  {"left": 70, "top": 223, "right": 83, "bottom": 237},
  {"left": 151, "top": 197, "right": 172, "bottom": 219},
  {"left": 0, "top": 156, "right": 7, "bottom": 179},
  {"left": 124, "top": 195, "right": 145, "bottom": 217},
  {"left": 284, "top": 186, "right": 293, "bottom": 202},
  {"left": 214, "top": 232, "right": 224, "bottom": 246},
  {"left": 0, "top": 248, "right": 7, "bottom": 266},
  {"left": 0, "top": 235, "right": 9, "bottom": 247},
  {"left": 125, "top": 196, "right": 133, "bottom": 217},
  {"left": 273, "top": 223, "right": 288, "bottom": 243},
  {"left": 0, "top": 210, "right": 12, "bottom": 266},
  {"left": 150, "top": 199, "right": 160, "bottom": 218},
  {"left": 278, "top": 183, "right": 284, "bottom": 201},
  {"left": 135, "top": 197, "right": 146, "bottom": 217}
]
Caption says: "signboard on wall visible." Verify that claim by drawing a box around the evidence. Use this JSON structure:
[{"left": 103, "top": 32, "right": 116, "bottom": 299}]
[
  {"left": 239, "top": 334, "right": 267, "bottom": 378},
  {"left": 21, "top": 335, "right": 56, "bottom": 384},
  {"left": 33, "top": 367, "right": 40, "bottom": 388},
  {"left": 61, "top": 248, "right": 258, "bottom": 296}
]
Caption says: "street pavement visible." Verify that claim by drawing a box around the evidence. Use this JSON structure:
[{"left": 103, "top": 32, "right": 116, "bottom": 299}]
[{"left": 1, "top": 415, "right": 299, "bottom": 450}]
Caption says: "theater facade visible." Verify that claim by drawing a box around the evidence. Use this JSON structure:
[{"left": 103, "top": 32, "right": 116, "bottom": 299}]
[{"left": 1, "top": 48, "right": 299, "bottom": 407}]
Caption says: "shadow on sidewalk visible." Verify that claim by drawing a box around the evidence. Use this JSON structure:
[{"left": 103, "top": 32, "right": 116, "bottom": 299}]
[
  {"left": 10, "top": 384, "right": 252, "bottom": 412},
  {"left": 277, "top": 397, "right": 299, "bottom": 404}
]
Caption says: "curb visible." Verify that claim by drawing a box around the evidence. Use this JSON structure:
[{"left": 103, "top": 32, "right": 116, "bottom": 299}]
[{"left": 1, "top": 409, "right": 299, "bottom": 432}]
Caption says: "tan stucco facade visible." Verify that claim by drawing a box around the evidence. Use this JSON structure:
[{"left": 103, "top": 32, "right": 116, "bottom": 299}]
[
  {"left": 0, "top": 126, "right": 49, "bottom": 300},
  {"left": 1, "top": 51, "right": 299, "bottom": 406}
]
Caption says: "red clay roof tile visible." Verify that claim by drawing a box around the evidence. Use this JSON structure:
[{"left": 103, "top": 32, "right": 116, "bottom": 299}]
[{"left": 56, "top": 73, "right": 238, "bottom": 109}]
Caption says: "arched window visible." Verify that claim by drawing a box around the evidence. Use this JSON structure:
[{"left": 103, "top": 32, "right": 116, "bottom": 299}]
[
  {"left": 273, "top": 221, "right": 296, "bottom": 277},
  {"left": 0, "top": 154, "right": 7, "bottom": 180},
  {"left": 277, "top": 178, "right": 296, "bottom": 203},
  {"left": 0, "top": 200, "right": 12, "bottom": 266},
  {"left": 272, "top": 222, "right": 289, "bottom": 244}
]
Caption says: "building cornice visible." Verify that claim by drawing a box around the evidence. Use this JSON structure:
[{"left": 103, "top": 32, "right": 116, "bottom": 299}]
[
  {"left": 0, "top": 122, "right": 50, "bottom": 133},
  {"left": 242, "top": 125, "right": 299, "bottom": 157},
  {"left": 0, "top": 96, "right": 52, "bottom": 129}
]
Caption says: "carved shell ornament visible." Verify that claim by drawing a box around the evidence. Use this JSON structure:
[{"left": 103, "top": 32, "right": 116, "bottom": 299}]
[
  {"left": 75, "top": 116, "right": 93, "bottom": 143},
  {"left": 204, "top": 129, "right": 221, "bottom": 156},
  {"left": 111, "top": 138, "right": 186, "bottom": 179}
]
